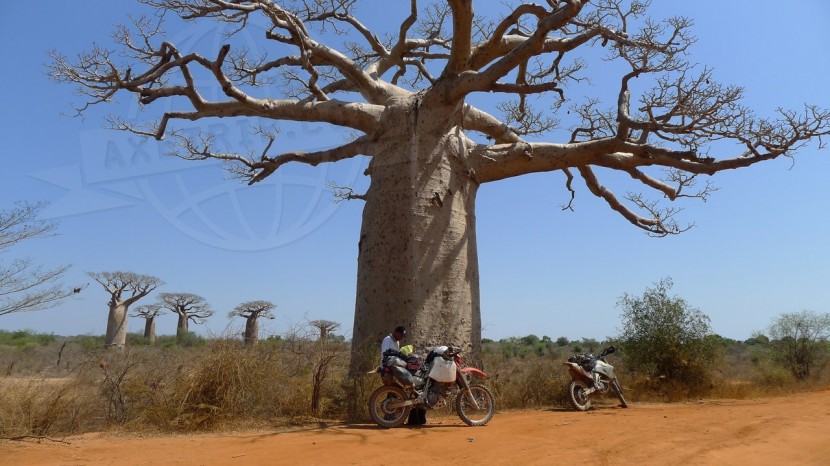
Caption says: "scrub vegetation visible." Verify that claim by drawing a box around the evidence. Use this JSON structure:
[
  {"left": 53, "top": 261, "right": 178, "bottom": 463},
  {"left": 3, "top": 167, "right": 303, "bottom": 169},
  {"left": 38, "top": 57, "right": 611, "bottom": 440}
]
[{"left": 2, "top": 305, "right": 828, "bottom": 439}]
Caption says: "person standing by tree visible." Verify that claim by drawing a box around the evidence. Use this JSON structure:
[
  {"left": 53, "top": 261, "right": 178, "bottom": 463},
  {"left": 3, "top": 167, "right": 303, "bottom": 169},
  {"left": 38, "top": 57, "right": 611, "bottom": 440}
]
[
  {"left": 380, "top": 325, "right": 406, "bottom": 361},
  {"left": 379, "top": 325, "right": 427, "bottom": 426}
]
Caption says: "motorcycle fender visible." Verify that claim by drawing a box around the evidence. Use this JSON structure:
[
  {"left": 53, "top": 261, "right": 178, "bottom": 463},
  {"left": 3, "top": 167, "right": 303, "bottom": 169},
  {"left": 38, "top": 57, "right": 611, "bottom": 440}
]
[
  {"left": 460, "top": 367, "right": 487, "bottom": 378},
  {"left": 564, "top": 362, "right": 593, "bottom": 383},
  {"left": 593, "top": 360, "right": 615, "bottom": 379}
]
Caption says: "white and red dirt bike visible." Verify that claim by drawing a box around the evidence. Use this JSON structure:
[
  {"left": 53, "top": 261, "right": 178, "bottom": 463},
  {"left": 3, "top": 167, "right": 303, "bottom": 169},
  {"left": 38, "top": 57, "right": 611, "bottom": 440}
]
[
  {"left": 368, "top": 345, "right": 496, "bottom": 427},
  {"left": 564, "top": 345, "right": 629, "bottom": 411}
]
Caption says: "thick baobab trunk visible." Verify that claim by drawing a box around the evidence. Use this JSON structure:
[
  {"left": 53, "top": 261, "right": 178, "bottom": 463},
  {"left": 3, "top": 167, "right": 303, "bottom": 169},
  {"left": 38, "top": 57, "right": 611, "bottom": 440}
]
[
  {"left": 143, "top": 317, "right": 156, "bottom": 343},
  {"left": 105, "top": 302, "right": 128, "bottom": 349},
  {"left": 244, "top": 316, "right": 259, "bottom": 346},
  {"left": 176, "top": 314, "right": 189, "bottom": 339},
  {"left": 351, "top": 95, "right": 481, "bottom": 371}
]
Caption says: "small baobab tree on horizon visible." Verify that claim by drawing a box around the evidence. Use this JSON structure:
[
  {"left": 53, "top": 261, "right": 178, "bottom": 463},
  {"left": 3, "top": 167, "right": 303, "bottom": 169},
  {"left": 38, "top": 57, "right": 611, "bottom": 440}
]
[
  {"left": 89, "top": 271, "right": 163, "bottom": 349},
  {"left": 158, "top": 292, "right": 214, "bottom": 341},
  {"left": 132, "top": 304, "right": 164, "bottom": 343},
  {"left": 310, "top": 319, "right": 341, "bottom": 344},
  {"left": 229, "top": 300, "right": 275, "bottom": 346}
]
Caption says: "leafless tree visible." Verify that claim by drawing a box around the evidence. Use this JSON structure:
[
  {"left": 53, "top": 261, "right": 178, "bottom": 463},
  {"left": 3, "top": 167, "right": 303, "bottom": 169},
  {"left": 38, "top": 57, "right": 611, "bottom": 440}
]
[
  {"left": 229, "top": 300, "right": 275, "bottom": 346},
  {"left": 51, "top": 1, "right": 830, "bottom": 370},
  {"left": 285, "top": 319, "right": 346, "bottom": 415},
  {"left": 158, "top": 292, "right": 213, "bottom": 340},
  {"left": 131, "top": 304, "right": 164, "bottom": 343},
  {"left": 89, "top": 271, "right": 163, "bottom": 349},
  {"left": 1, "top": 202, "right": 72, "bottom": 316},
  {"left": 307, "top": 319, "right": 343, "bottom": 414}
]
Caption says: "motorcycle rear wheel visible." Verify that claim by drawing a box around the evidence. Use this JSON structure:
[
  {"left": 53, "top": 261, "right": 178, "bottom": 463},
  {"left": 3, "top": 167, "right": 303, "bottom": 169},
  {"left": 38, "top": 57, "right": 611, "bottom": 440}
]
[
  {"left": 456, "top": 383, "right": 496, "bottom": 426},
  {"left": 611, "top": 379, "right": 629, "bottom": 408},
  {"left": 368, "top": 385, "right": 411, "bottom": 428},
  {"left": 568, "top": 379, "right": 592, "bottom": 411}
]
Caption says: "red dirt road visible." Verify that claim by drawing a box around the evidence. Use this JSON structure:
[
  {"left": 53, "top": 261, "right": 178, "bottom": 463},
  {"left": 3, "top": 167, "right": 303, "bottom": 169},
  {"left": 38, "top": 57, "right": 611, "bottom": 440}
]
[{"left": 3, "top": 389, "right": 829, "bottom": 465}]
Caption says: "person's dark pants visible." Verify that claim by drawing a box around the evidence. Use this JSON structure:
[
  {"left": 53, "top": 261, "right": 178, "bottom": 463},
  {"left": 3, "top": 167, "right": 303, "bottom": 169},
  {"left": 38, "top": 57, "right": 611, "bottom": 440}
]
[{"left": 407, "top": 407, "right": 427, "bottom": 425}]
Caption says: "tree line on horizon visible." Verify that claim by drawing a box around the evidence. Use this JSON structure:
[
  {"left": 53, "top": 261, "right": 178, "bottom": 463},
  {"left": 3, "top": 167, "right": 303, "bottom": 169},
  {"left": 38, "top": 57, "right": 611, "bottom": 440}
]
[{"left": 2, "top": 202, "right": 828, "bottom": 384}]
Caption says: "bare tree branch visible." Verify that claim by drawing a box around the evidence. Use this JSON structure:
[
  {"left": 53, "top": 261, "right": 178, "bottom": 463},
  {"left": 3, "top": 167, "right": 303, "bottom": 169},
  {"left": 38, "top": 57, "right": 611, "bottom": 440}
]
[
  {"left": 326, "top": 181, "right": 367, "bottom": 203},
  {"left": 51, "top": 0, "right": 830, "bottom": 238},
  {"left": 89, "top": 271, "right": 163, "bottom": 308},
  {"left": 578, "top": 165, "right": 687, "bottom": 236},
  {"left": 0, "top": 203, "right": 72, "bottom": 316}
]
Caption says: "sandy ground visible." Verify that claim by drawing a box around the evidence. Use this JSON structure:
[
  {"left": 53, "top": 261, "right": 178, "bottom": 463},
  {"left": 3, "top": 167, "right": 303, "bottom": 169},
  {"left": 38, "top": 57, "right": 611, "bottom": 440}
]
[{"left": 3, "top": 388, "right": 830, "bottom": 466}]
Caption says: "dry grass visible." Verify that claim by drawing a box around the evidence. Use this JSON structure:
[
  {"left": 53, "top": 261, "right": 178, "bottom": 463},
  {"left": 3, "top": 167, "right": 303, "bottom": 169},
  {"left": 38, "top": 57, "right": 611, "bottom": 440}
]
[
  {"left": 0, "top": 376, "right": 100, "bottom": 438},
  {"left": 482, "top": 354, "right": 571, "bottom": 408},
  {"left": 2, "top": 335, "right": 828, "bottom": 438}
]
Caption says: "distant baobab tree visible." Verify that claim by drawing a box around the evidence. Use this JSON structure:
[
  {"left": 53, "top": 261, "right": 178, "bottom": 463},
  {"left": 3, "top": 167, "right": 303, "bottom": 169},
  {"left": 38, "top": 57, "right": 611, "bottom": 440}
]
[
  {"left": 158, "top": 292, "right": 213, "bottom": 340},
  {"left": 298, "top": 319, "right": 344, "bottom": 415},
  {"left": 228, "top": 300, "right": 275, "bottom": 346},
  {"left": 310, "top": 320, "right": 341, "bottom": 344},
  {"left": 132, "top": 304, "right": 164, "bottom": 343},
  {"left": 88, "top": 271, "right": 163, "bottom": 349}
]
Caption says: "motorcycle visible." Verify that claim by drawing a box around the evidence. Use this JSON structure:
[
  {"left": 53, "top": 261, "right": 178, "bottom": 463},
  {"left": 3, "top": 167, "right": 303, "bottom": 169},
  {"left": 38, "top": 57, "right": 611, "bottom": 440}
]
[
  {"left": 368, "top": 345, "right": 496, "bottom": 428},
  {"left": 564, "top": 345, "right": 628, "bottom": 411}
]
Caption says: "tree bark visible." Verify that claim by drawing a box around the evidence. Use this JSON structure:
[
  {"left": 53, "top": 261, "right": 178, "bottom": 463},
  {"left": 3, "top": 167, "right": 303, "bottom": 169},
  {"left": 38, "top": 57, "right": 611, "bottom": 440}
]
[
  {"left": 143, "top": 317, "right": 156, "bottom": 343},
  {"left": 351, "top": 94, "right": 481, "bottom": 372},
  {"left": 176, "top": 314, "right": 189, "bottom": 339},
  {"left": 244, "top": 316, "right": 259, "bottom": 347},
  {"left": 105, "top": 302, "right": 128, "bottom": 349}
]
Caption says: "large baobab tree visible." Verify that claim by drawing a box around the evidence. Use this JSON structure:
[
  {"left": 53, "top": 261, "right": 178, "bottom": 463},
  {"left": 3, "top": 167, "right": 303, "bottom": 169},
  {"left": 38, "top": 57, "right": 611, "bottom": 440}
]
[
  {"left": 51, "top": 1, "right": 830, "bottom": 370},
  {"left": 158, "top": 292, "right": 214, "bottom": 339},
  {"left": 89, "top": 271, "right": 163, "bottom": 349},
  {"left": 229, "top": 300, "right": 275, "bottom": 346},
  {"left": 0, "top": 203, "right": 72, "bottom": 316},
  {"left": 132, "top": 304, "right": 164, "bottom": 343}
]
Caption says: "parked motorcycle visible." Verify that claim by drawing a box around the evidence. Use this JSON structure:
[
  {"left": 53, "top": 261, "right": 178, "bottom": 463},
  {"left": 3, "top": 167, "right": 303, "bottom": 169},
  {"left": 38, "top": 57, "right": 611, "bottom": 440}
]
[
  {"left": 564, "top": 345, "right": 628, "bottom": 410},
  {"left": 368, "top": 345, "right": 495, "bottom": 427}
]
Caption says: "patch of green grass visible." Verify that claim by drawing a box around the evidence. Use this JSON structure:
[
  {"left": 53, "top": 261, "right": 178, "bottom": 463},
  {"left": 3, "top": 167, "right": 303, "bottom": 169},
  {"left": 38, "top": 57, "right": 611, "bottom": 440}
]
[{"left": 0, "top": 330, "right": 56, "bottom": 350}]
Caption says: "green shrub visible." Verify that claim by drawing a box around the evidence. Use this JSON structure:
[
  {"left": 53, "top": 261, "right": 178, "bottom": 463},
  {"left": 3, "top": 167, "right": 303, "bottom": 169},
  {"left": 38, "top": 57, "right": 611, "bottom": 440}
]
[
  {"left": 73, "top": 334, "right": 106, "bottom": 350},
  {"left": 766, "top": 310, "right": 830, "bottom": 380},
  {"left": 616, "top": 278, "right": 722, "bottom": 395},
  {"left": 0, "top": 330, "right": 56, "bottom": 349},
  {"left": 126, "top": 333, "right": 152, "bottom": 346}
]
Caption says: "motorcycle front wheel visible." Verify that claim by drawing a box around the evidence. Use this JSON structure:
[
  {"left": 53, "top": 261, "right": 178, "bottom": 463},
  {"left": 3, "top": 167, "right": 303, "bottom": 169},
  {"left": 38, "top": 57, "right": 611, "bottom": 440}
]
[
  {"left": 368, "top": 385, "right": 411, "bottom": 428},
  {"left": 456, "top": 383, "right": 496, "bottom": 426},
  {"left": 568, "top": 379, "right": 592, "bottom": 411},
  {"left": 611, "top": 379, "right": 629, "bottom": 408}
]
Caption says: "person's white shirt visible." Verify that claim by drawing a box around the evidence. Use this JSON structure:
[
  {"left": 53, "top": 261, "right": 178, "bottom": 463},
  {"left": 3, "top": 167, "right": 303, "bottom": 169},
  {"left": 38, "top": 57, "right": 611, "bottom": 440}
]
[{"left": 380, "top": 334, "right": 400, "bottom": 360}]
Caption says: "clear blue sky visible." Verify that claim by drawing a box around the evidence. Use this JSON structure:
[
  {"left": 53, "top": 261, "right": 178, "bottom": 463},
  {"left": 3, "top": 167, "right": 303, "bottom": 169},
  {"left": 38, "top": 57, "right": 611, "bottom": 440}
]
[{"left": 1, "top": 1, "right": 828, "bottom": 342}]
